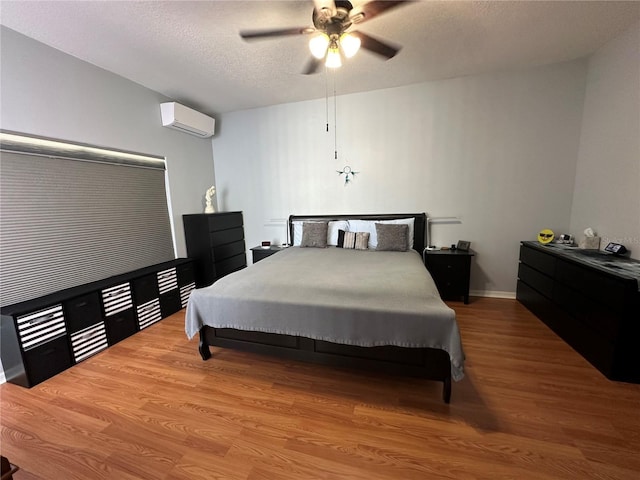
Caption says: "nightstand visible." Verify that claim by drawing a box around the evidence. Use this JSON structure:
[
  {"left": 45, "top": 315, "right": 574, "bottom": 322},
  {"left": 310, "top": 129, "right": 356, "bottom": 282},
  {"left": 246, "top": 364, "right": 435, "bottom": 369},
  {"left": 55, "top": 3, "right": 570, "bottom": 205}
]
[
  {"left": 424, "top": 249, "right": 474, "bottom": 304},
  {"left": 251, "top": 245, "right": 286, "bottom": 264}
]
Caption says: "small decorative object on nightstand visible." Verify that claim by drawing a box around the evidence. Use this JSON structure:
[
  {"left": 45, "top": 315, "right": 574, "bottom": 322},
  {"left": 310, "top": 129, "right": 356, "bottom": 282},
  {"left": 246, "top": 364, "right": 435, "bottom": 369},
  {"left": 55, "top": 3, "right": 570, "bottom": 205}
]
[
  {"left": 424, "top": 248, "right": 474, "bottom": 304},
  {"left": 251, "top": 245, "right": 286, "bottom": 264}
]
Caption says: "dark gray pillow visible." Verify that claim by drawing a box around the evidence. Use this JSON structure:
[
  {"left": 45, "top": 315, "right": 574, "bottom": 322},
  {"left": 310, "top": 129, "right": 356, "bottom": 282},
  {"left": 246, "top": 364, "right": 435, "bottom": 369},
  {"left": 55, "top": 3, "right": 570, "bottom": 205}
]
[
  {"left": 300, "top": 222, "right": 328, "bottom": 248},
  {"left": 375, "top": 223, "right": 408, "bottom": 251}
]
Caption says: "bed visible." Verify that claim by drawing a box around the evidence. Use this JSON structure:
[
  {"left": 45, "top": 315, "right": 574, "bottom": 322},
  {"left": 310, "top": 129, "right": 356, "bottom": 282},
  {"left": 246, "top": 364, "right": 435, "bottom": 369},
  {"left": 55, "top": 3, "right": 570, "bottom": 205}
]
[{"left": 185, "top": 213, "right": 465, "bottom": 403}]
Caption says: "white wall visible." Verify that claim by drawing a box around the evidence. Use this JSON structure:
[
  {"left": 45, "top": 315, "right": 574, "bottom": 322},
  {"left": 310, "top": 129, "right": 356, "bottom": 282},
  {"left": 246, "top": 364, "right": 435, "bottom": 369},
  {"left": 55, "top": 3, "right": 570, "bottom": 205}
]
[
  {"left": 0, "top": 27, "right": 216, "bottom": 258},
  {"left": 0, "top": 27, "right": 217, "bottom": 382},
  {"left": 213, "top": 61, "right": 588, "bottom": 296},
  {"left": 570, "top": 22, "right": 640, "bottom": 257}
]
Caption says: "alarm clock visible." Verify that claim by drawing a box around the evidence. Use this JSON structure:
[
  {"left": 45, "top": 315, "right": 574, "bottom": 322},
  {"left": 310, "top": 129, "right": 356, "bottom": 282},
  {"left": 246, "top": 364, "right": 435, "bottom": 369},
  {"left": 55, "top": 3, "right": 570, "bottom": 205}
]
[{"left": 604, "top": 242, "right": 627, "bottom": 255}]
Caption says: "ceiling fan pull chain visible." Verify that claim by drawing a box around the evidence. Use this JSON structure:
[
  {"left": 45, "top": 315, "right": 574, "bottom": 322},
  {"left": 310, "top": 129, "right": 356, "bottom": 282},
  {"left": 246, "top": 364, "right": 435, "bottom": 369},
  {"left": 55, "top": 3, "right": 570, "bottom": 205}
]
[
  {"left": 325, "top": 65, "right": 329, "bottom": 133},
  {"left": 334, "top": 69, "right": 338, "bottom": 160}
]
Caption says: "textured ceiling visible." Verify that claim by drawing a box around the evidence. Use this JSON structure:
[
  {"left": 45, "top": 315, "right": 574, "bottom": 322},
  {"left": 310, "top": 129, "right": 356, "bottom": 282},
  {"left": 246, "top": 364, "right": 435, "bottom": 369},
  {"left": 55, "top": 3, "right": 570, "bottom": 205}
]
[{"left": 1, "top": 1, "right": 639, "bottom": 116}]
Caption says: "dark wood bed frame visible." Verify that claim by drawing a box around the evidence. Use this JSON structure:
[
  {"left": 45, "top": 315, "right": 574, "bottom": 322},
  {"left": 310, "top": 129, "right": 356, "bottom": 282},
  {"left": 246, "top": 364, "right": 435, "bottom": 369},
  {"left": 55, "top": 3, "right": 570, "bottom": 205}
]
[{"left": 197, "top": 213, "right": 454, "bottom": 403}]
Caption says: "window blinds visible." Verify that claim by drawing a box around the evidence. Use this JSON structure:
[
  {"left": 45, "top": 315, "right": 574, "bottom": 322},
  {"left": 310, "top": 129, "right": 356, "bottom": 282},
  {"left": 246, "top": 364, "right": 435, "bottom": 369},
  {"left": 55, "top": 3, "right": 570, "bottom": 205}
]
[{"left": 0, "top": 132, "right": 175, "bottom": 307}]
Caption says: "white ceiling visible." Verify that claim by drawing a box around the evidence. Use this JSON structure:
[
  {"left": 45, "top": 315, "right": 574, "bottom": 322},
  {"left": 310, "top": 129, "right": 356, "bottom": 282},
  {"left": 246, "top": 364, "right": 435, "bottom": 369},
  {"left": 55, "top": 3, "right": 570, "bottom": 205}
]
[{"left": 1, "top": 1, "right": 639, "bottom": 116}]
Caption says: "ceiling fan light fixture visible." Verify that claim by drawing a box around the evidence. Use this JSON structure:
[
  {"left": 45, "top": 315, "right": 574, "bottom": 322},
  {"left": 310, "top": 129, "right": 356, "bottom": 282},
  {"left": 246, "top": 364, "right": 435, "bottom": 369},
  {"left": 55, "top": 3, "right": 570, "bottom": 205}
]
[
  {"left": 309, "top": 33, "right": 330, "bottom": 59},
  {"left": 325, "top": 45, "right": 342, "bottom": 68},
  {"left": 339, "top": 33, "right": 361, "bottom": 58}
]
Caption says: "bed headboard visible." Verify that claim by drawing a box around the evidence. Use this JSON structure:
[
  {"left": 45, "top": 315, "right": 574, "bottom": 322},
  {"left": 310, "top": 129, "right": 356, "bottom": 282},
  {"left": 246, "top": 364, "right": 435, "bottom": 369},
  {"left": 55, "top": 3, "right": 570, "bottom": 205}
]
[{"left": 288, "top": 213, "right": 427, "bottom": 253}]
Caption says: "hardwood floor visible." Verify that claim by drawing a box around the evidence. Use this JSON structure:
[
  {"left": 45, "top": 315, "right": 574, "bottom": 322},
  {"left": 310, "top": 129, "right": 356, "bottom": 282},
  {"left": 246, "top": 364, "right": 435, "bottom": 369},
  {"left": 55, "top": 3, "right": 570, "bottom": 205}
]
[{"left": 1, "top": 297, "right": 639, "bottom": 479}]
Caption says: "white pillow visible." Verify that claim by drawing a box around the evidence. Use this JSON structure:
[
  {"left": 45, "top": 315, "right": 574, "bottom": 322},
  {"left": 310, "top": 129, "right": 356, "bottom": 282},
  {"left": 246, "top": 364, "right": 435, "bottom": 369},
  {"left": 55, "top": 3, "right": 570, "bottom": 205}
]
[
  {"left": 347, "top": 218, "right": 415, "bottom": 250},
  {"left": 327, "top": 220, "right": 348, "bottom": 246},
  {"left": 292, "top": 220, "right": 348, "bottom": 246},
  {"left": 292, "top": 220, "right": 303, "bottom": 246}
]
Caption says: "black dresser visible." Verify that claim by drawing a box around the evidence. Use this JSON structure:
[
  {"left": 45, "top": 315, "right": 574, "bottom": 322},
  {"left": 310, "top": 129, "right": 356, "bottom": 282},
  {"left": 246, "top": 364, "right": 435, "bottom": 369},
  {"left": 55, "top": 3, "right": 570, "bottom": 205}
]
[
  {"left": 517, "top": 241, "right": 639, "bottom": 383},
  {"left": 1, "top": 258, "right": 195, "bottom": 388},
  {"left": 183, "top": 212, "right": 247, "bottom": 287}
]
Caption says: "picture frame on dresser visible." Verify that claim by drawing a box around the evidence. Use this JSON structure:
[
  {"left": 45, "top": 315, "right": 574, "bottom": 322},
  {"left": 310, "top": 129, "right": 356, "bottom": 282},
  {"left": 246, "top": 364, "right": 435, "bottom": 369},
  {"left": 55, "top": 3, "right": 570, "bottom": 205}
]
[{"left": 456, "top": 240, "right": 471, "bottom": 251}]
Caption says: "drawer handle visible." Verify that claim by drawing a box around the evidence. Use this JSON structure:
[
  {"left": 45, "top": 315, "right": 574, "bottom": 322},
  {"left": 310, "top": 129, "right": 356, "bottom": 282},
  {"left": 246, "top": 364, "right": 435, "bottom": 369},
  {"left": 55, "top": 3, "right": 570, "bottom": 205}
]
[
  {"left": 106, "top": 288, "right": 127, "bottom": 297},
  {"left": 75, "top": 301, "right": 88, "bottom": 307},
  {"left": 41, "top": 348, "right": 56, "bottom": 356},
  {"left": 140, "top": 306, "right": 155, "bottom": 313},
  {"left": 81, "top": 332, "right": 94, "bottom": 341},
  {"left": 447, "top": 265, "right": 453, "bottom": 269},
  {"left": 30, "top": 314, "right": 54, "bottom": 325}
]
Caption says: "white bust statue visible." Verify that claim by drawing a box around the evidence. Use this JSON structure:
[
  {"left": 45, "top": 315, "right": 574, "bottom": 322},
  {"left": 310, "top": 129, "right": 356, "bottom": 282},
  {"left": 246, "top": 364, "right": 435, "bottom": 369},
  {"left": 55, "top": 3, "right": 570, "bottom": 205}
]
[{"left": 204, "top": 186, "right": 216, "bottom": 213}]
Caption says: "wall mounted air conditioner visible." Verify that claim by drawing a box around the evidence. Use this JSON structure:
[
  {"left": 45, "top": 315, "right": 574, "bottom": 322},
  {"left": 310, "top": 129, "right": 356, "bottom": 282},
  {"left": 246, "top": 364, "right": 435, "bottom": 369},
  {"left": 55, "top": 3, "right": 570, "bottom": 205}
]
[{"left": 160, "top": 102, "right": 215, "bottom": 138}]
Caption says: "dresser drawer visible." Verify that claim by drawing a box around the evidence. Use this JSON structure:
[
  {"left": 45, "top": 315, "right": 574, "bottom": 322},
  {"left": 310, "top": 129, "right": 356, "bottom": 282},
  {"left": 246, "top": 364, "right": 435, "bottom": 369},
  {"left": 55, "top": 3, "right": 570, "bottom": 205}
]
[
  {"left": 518, "top": 262, "right": 554, "bottom": 299},
  {"left": 69, "top": 322, "right": 108, "bottom": 363},
  {"left": 16, "top": 305, "right": 67, "bottom": 351},
  {"left": 64, "top": 292, "right": 103, "bottom": 333},
  {"left": 553, "top": 283, "right": 621, "bottom": 342},
  {"left": 520, "top": 244, "right": 557, "bottom": 277},
  {"left": 137, "top": 298, "right": 161, "bottom": 330},
  {"left": 216, "top": 254, "right": 247, "bottom": 278},
  {"left": 207, "top": 213, "right": 243, "bottom": 232},
  {"left": 23, "top": 335, "right": 73, "bottom": 386},
  {"left": 213, "top": 241, "right": 246, "bottom": 262},
  {"left": 209, "top": 227, "right": 245, "bottom": 247},
  {"left": 157, "top": 267, "right": 178, "bottom": 294},
  {"left": 101, "top": 282, "right": 133, "bottom": 317},
  {"left": 555, "top": 259, "right": 635, "bottom": 311}
]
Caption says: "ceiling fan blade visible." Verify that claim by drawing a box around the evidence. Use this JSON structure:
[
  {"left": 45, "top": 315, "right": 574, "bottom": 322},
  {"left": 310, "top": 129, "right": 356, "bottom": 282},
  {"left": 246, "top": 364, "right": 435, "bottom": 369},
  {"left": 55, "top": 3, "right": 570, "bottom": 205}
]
[
  {"left": 351, "top": 1, "right": 412, "bottom": 24},
  {"left": 240, "top": 27, "right": 312, "bottom": 40},
  {"left": 302, "top": 57, "right": 324, "bottom": 75},
  {"left": 352, "top": 31, "right": 401, "bottom": 59}
]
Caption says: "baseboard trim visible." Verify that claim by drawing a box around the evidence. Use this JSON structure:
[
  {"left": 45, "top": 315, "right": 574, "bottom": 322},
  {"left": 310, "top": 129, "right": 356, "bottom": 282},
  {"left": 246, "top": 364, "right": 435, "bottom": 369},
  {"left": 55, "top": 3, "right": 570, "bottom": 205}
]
[{"left": 470, "top": 290, "right": 517, "bottom": 299}]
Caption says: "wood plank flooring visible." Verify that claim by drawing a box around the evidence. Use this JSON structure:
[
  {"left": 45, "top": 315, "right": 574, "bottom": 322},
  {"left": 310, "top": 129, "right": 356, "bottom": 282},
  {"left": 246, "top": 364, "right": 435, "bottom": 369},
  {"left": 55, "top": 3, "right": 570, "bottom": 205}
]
[{"left": 1, "top": 297, "right": 639, "bottom": 479}]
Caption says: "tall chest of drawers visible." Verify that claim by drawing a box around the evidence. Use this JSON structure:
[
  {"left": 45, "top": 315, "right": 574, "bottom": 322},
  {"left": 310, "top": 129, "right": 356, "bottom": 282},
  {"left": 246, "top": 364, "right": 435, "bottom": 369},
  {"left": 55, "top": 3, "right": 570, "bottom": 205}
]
[
  {"left": 1, "top": 258, "right": 195, "bottom": 388},
  {"left": 183, "top": 211, "right": 247, "bottom": 287}
]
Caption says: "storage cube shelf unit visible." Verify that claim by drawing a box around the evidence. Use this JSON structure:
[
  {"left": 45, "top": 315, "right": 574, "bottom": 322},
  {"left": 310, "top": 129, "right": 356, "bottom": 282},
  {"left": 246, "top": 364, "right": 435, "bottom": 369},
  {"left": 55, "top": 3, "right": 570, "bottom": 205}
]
[{"left": 0, "top": 258, "right": 195, "bottom": 388}]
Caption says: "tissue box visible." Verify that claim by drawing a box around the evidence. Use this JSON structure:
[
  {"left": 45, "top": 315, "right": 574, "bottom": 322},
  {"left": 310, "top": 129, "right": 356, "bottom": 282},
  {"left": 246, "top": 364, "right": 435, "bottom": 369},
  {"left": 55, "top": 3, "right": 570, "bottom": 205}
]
[{"left": 579, "top": 236, "right": 600, "bottom": 250}]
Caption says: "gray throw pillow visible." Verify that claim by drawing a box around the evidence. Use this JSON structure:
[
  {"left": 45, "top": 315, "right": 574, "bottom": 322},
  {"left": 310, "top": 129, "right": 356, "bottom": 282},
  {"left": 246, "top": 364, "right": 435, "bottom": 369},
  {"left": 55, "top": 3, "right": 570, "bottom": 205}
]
[
  {"left": 375, "top": 223, "right": 408, "bottom": 251},
  {"left": 300, "top": 222, "right": 328, "bottom": 248}
]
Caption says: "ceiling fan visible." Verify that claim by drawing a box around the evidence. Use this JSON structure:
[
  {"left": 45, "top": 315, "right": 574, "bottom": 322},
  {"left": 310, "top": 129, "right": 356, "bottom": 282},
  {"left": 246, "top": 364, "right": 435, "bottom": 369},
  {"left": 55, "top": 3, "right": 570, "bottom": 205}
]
[{"left": 240, "top": 0, "right": 411, "bottom": 74}]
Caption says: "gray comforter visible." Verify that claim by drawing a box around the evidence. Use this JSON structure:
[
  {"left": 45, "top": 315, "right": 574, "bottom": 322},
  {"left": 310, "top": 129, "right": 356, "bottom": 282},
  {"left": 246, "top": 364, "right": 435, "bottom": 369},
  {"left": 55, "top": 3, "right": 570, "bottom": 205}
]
[{"left": 185, "top": 246, "right": 465, "bottom": 381}]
